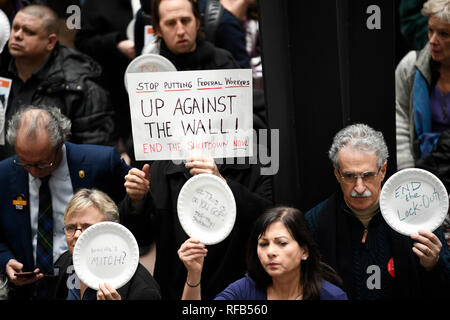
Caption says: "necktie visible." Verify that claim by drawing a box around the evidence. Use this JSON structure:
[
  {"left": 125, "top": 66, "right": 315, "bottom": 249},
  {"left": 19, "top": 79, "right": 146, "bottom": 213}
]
[{"left": 36, "top": 176, "right": 53, "bottom": 298}]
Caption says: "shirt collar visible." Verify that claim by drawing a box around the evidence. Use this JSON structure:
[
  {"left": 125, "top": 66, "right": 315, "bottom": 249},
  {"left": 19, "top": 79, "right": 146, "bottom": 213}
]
[{"left": 28, "top": 143, "right": 69, "bottom": 183}]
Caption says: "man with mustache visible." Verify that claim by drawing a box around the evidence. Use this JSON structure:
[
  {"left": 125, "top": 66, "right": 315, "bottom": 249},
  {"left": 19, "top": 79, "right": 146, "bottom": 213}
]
[{"left": 305, "top": 123, "right": 449, "bottom": 299}]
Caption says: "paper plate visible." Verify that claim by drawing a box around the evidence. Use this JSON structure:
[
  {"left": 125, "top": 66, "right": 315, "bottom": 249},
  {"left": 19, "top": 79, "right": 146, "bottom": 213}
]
[
  {"left": 380, "top": 168, "right": 448, "bottom": 236},
  {"left": 73, "top": 222, "right": 140, "bottom": 290},
  {"left": 0, "top": 10, "right": 10, "bottom": 53},
  {"left": 124, "top": 53, "right": 177, "bottom": 91},
  {"left": 177, "top": 173, "right": 236, "bottom": 245},
  {"left": 126, "top": 18, "right": 135, "bottom": 41}
]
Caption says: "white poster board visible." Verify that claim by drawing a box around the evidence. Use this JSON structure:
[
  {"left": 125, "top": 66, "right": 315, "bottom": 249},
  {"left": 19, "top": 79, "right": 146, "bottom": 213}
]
[
  {"left": 0, "top": 77, "right": 12, "bottom": 145},
  {"left": 126, "top": 69, "right": 253, "bottom": 160}
]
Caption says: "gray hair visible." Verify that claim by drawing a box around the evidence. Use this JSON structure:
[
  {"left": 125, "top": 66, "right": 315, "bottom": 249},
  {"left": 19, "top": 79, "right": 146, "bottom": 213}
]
[
  {"left": 328, "top": 123, "right": 389, "bottom": 170},
  {"left": 422, "top": 0, "right": 450, "bottom": 24},
  {"left": 64, "top": 188, "right": 119, "bottom": 223},
  {"left": 6, "top": 105, "right": 71, "bottom": 147}
]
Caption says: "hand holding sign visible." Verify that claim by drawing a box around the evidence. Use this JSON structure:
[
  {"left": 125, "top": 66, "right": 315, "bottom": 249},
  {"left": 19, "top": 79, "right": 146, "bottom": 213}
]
[
  {"left": 178, "top": 238, "right": 207, "bottom": 277},
  {"left": 124, "top": 164, "right": 151, "bottom": 206},
  {"left": 177, "top": 174, "right": 236, "bottom": 245},
  {"left": 73, "top": 222, "right": 139, "bottom": 290},
  {"left": 185, "top": 155, "right": 226, "bottom": 183},
  {"left": 126, "top": 69, "right": 253, "bottom": 161},
  {"left": 410, "top": 229, "right": 442, "bottom": 271},
  {"left": 380, "top": 168, "right": 448, "bottom": 236},
  {"left": 97, "top": 282, "right": 122, "bottom": 300}
]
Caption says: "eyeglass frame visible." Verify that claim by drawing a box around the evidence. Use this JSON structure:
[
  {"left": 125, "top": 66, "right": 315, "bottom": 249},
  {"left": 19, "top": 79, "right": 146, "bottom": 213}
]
[
  {"left": 62, "top": 224, "right": 91, "bottom": 237},
  {"left": 337, "top": 166, "right": 382, "bottom": 184},
  {"left": 13, "top": 145, "right": 61, "bottom": 169}
]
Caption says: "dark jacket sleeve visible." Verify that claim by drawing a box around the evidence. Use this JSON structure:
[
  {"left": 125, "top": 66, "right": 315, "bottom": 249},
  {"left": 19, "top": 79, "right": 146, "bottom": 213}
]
[
  {"left": 214, "top": 9, "right": 250, "bottom": 69},
  {"left": 119, "top": 195, "right": 155, "bottom": 247},
  {"left": 119, "top": 264, "right": 161, "bottom": 300},
  {"left": 68, "top": 78, "right": 116, "bottom": 146},
  {"left": 74, "top": 0, "right": 129, "bottom": 61},
  {"left": 225, "top": 172, "right": 272, "bottom": 227}
]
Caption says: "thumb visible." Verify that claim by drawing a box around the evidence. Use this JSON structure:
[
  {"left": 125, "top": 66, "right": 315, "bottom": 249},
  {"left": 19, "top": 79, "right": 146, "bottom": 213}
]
[{"left": 142, "top": 163, "right": 151, "bottom": 181}]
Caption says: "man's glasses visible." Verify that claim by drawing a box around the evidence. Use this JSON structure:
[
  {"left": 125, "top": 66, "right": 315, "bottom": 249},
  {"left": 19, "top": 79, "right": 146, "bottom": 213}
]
[
  {"left": 14, "top": 145, "right": 60, "bottom": 169},
  {"left": 63, "top": 225, "right": 91, "bottom": 237},
  {"left": 338, "top": 167, "right": 381, "bottom": 185}
]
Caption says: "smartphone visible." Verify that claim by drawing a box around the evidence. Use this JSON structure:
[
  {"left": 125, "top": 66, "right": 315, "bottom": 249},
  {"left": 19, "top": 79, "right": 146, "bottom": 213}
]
[{"left": 14, "top": 271, "right": 38, "bottom": 278}]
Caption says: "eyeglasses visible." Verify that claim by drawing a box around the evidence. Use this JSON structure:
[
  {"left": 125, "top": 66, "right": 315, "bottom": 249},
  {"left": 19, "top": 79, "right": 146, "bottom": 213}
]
[
  {"left": 63, "top": 225, "right": 91, "bottom": 237},
  {"left": 14, "top": 145, "right": 60, "bottom": 169},
  {"left": 338, "top": 167, "right": 381, "bottom": 185}
]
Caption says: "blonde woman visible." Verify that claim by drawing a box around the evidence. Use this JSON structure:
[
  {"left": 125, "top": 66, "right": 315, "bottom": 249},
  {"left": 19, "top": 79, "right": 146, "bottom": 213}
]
[{"left": 53, "top": 188, "right": 161, "bottom": 300}]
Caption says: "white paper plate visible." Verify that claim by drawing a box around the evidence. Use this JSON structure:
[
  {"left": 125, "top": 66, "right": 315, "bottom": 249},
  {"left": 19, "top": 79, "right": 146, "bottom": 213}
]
[
  {"left": 126, "top": 18, "right": 135, "bottom": 41},
  {"left": 177, "top": 174, "right": 236, "bottom": 245},
  {"left": 0, "top": 10, "right": 10, "bottom": 53},
  {"left": 124, "top": 53, "right": 177, "bottom": 91},
  {"left": 380, "top": 168, "right": 448, "bottom": 236},
  {"left": 73, "top": 222, "right": 140, "bottom": 290}
]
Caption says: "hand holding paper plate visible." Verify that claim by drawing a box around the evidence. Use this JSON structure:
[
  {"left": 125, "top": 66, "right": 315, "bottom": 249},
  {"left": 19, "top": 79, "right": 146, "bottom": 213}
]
[
  {"left": 177, "top": 174, "right": 236, "bottom": 245},
  {"left": 380, "top": 168, "right": 448, "bottom": 236},
  {"left": 73, "top": 222, "right": 140, "bottom": 290}
]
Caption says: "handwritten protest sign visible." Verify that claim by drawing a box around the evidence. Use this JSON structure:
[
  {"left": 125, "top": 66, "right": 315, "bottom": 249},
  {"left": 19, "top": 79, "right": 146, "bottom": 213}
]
[
  {"left": 0, "top": 77, "right": 12, "bottom": 145},
  {"left": 126, "top": 69, "right": 253, "bottom": 160},
  {"left": 73, "top": 222, "right": 139, "bottom": 290},
  {"left": 379, "top": 168, "right": 448, "bottom": 235},
  {"left": 393, "top": 181, "right": 441, "bottom": 223}
]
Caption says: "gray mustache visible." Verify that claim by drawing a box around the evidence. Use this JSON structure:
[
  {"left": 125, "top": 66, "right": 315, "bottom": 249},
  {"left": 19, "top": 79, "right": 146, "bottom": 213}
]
[{"left": 350, "top": 190, "right": 372, "bottom": 198}]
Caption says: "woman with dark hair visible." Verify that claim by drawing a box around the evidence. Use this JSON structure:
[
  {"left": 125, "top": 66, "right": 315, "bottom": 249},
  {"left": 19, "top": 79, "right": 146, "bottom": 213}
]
[{"left": 178, "top": 206, "right": 348, "bottom": 300}]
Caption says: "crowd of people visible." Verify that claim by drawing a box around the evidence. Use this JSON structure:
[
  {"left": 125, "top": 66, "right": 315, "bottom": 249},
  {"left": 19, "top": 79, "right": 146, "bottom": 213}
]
[{"left": 0, "top": 0, "right": 448, "bottom": 301}]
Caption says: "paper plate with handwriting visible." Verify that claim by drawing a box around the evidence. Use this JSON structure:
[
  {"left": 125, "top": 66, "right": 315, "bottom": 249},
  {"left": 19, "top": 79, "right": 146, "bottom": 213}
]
[
  {"left": 380, "top": 168, "right": 448, "bottom": 236},
  {"left": 0, "top": 10, "right": 10, "bottom": 53},
  {"left": 73, "top": 222, "right": 139, "bottom": 290},
  {"left": 124, "top": 53, "right": 177, "bottom": 91},
  {"left": 177, "top": 173, "right": 236, "bottom": 245}
]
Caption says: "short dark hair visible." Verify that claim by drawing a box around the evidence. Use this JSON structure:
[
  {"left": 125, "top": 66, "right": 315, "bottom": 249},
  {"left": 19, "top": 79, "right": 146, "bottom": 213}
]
[
  {"left": 151, "top": 0, "right": 201, "bottom": 34},
  {"left": 19, "top": 4, "right": 60, "bottom": 36},
  {"left": 246, "top": 206, "right": 343, "bottom": 300}
]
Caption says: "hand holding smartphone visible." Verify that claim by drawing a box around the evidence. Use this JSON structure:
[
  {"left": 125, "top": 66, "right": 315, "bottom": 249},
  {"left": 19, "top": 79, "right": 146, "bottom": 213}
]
[{"left": 14, "top": 271, "right": 39, "bottom": 278}]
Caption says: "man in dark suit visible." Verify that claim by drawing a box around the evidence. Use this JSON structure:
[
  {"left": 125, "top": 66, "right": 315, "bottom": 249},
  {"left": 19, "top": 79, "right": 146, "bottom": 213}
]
[{"left": 0, "top": 105, "right": 130, "bottom": 299}]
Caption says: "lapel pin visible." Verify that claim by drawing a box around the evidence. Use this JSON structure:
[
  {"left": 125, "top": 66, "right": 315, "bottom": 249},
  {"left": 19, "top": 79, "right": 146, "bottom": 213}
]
[
  {"left": 79, "top": 170, "right": 85, "bottom": 178},
  {"left": 13, "top": 194, "right": 27, "bottom": 210}
]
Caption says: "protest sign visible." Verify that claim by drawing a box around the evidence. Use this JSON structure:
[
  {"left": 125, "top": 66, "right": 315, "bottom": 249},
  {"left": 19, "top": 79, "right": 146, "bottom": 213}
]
[
  {"left": 126, "top": 69, "right": 253, "bottom": 160},
  {"left": 0, "top": 77, "right": 12, "bottom": 145}
]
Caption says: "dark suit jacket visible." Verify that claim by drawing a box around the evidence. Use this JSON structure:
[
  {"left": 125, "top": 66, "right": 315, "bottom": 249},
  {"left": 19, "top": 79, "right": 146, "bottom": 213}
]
[{"left": 0, "top": 142, "right": 130, "bottom": 299}]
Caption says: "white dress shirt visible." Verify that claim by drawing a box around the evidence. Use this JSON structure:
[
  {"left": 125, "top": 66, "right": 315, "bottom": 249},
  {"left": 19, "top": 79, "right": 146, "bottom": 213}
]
[{"left": 29, "top": 144, "right": 72, "bottom": 266}]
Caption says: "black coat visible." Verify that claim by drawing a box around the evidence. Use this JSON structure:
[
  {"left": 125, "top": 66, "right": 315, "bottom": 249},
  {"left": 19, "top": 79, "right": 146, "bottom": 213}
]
[
  {"left": 52, "top": 251, "right": 161, "bottom": 300},
  {"left": 0, "top": 44, "right": 115, "bottom": 160},
  {"left": 159, "top": 38, "right": 240, "bottom": 71},
  {"left": 120, "top": 161, "right": 273, "bottom": 299},
  {"left": 305, "top": 191, "right": 450, "bottom": 299}
]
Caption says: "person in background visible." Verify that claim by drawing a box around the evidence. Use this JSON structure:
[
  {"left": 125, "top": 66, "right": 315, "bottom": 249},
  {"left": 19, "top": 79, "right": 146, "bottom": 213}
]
[
  {"left": 125, "top": 0, "right": 240, "bottom": 167},
  {"left": 399, "top": 0, "right": 428, "bottom": 50},
  {"left": 121, "top": 153, "right": 272, "bottom": 300},
  {"left": 306, "top": 123, "right": 449, "bottom": 299},
  {"left": 151, "top": 0, "right": 238, "bottom": 71},
  {"left": 0, "top": 4, "right": 115, "bottom": 160},
  {"left": 52, "top": 188, "right": 161, "bottom": 300},
  {"left": 178, "top": 206, "right": 348, "bottom": 300},
  {"left": 0, "top": 105, "right": 130, "bottom": 300},
  {"left": 396, "top": 0, "right": 450, "bottom": 245},
  {"left": 75, "top": 0, "right": 137, "bottom": 163}
]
